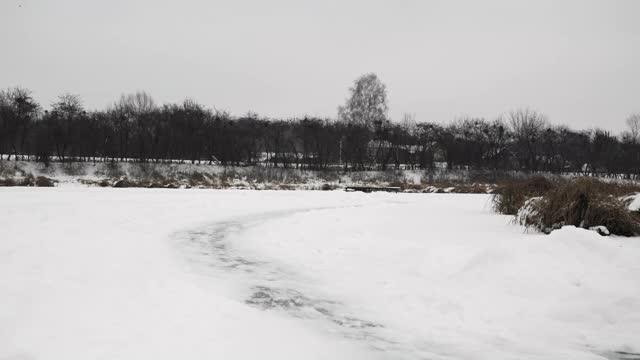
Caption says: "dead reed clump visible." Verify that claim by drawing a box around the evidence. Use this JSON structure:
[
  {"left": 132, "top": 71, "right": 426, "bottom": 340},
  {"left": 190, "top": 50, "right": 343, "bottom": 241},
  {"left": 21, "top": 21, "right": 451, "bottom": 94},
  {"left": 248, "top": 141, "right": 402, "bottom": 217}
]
[
  {"left": 456, "top": 183, "right": 489, "bottom": 194},
  {"left": 492, "top": 176, "right": 555, "bottom": 215},
  {"left": 79, "top": 179, "right": 109, "bottom": 187},
  {"left": 18, "top": 174, "right": 36, "bottom": 186},
  {"left": 113, "top": 178, "right": 134, "bottom": 188},
  {"left": 161, "top": 179, "right": 180, "bottom": 189},
  {"left": 34, "top": 176, "right": 56, "bottom": 187},
  {"left": 320, "top": 183, "right": 336, "bottom": 191},
  {"left": 520, "top": 177, "right": 640, "bottom": 236},
  {"left": 0, "top": 178, "right": 17, "bottom": 186},
  {"left": 187, "top": 172, "right": 212, "bottom": 187}
]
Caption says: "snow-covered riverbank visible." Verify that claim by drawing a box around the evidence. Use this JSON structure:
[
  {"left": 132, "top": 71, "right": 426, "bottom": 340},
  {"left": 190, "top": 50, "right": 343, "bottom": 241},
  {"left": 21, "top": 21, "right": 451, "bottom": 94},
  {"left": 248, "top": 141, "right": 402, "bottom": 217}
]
[{"left": 1, "top": 188, "right": 639, "bottom": 359}]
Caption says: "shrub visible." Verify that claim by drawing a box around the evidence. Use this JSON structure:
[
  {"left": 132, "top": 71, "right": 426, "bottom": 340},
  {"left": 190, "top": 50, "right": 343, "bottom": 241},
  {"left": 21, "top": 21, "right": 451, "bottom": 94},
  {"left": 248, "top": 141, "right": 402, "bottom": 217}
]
[
  {"left": 456, "top": 183, "right": 489, "bottom": 194},
  {"left": 0, "top": 178, "right": 16, "bottom": 186},
  {"left": 35, "top": 176, "right": 55, "bottom": 187},
  {"left": 321, "top": 183, "right": 335, "bottom": 191},
  {"left": 517, "top": 177, "right": 640, "bottom": 236},
  {"left": 113, "top": 178, "right": 134, "bottom": 188},
  {"left": 492, "top": 176, "right": 555, "bottom": 215},
  {"left": 18, "top": 174, "right": 36, "bottom": 186},
  {"left": 188, "top": 172, "right": 211, "bottom": 187},
  {"left": 163, "top": 181, "right": 180, "bottom": 189}
]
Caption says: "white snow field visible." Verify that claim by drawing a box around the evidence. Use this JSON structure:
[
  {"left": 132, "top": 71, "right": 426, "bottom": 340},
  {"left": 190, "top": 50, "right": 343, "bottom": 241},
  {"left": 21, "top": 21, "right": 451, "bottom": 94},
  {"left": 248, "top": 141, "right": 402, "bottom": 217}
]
[{"left": 1, "top": 188, "right": 640, "bottom": 360}]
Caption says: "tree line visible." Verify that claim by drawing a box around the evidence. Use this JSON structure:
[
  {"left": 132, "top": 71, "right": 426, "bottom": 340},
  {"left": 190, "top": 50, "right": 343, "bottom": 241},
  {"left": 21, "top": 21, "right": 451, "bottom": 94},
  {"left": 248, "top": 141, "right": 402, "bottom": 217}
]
[{"left": 1, "top": 74, "right": 639, "bottom": 177}]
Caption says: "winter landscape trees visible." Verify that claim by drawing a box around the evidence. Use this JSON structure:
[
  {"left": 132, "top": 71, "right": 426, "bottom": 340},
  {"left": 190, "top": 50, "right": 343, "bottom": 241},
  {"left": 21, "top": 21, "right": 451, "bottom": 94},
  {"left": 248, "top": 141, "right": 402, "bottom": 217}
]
[{"left": 1, "top": 75, "right": 639, "bottom": 177}]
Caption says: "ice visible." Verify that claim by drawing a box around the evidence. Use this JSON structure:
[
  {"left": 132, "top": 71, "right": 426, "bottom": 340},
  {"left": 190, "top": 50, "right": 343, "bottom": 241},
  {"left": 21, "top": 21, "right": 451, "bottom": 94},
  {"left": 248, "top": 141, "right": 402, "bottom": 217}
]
[{"left": 2, "top": 188, "right": 639, "bottom": 359}]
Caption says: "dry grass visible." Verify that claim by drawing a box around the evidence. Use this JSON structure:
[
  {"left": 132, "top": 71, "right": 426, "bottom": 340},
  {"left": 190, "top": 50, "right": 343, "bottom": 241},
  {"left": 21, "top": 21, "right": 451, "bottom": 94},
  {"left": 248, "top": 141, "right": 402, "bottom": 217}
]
[
  {"left": 0, "top": 178, "right": 17, "bottom": 186},
  {"left": 517, "top": 178, "right": 640, "bottom": 236},
  {"left": 34, "top": 176, "right": 56, "bottom": 187},
  {"left": 386, "top": 179, "right": 491, "bottom": 193},
  {"left": 112, "top": 178, "right": 134, "bottom": 188},
  {"left": 187, "top": 172, "right": 211, "bottom": 187},
  {"left": 0, "top": 174, "right": 56, "bottom": 187},
  {"left": 492, "top": 176, "right": 555, "bottom": 215},
  {"left": 321, "top": 183, "right": 337, "bottom": 191},
  {"left": 456, "top": 183, "right": 490, "bottom": 194}
]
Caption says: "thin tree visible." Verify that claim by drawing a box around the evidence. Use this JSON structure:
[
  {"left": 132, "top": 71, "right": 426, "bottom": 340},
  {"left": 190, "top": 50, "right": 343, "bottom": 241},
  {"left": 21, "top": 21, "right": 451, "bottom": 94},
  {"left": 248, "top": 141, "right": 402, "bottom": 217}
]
[{"left": 625, "top": 113, "right": 640, "bottom": 144}]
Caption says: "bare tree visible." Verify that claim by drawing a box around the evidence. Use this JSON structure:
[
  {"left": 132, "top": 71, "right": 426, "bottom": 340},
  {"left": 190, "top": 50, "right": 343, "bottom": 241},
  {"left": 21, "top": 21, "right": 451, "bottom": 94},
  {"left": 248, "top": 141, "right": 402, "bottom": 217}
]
[
  {"left": 5, "top": 84, "right": 640, "bottom": 177},
  {"left": 508, "top": 108, "right": 548, "bottom": 171},
  {"left": 49, "top": 94, "right": 84, "bottom": 161},
  {"left": 110, "top": 91, "right": 156, "bottom": 161},
  {"left": 0, "top": 87, "right": 40, "bottom": 160},
  {"left": 115, "top": 91, "right": 155, "bottom": 116},
  {"left": 625, "top": 113, "right": 640, "bottom": 143}
]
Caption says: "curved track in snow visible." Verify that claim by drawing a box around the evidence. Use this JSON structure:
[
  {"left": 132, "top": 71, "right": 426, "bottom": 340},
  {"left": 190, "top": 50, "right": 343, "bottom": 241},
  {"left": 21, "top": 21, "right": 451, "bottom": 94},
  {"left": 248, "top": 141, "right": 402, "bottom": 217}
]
[
  {"left": 174, "top": 201, "right": 640, "bottom": 360},
  {"left": 173, "top": 204, "right": 426, "bottom": 359}
]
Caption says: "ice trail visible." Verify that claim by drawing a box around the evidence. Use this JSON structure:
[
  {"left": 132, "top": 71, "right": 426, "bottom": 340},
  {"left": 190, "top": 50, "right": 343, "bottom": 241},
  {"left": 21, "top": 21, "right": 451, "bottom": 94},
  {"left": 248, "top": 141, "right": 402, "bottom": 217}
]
[
  {"left": 174, "top": 203, "right": 639, "bottom": 360},
  {"left": 173, "top": 205, "right": 437, "bottom": 360}
]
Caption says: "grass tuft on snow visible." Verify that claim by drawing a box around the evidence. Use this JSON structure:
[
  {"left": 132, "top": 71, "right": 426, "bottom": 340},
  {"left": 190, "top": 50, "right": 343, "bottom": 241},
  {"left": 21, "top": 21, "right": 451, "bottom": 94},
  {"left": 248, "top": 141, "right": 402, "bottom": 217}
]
[{"left": 496, "top": 177, "right": 640, "bottom": 236}]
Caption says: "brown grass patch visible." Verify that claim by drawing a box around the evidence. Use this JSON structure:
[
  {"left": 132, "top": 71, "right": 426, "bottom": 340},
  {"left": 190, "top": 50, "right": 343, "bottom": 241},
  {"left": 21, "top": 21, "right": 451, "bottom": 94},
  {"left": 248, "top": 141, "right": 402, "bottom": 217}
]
[
  {"left": 321, "top": 183, "right": 337, "bottom": 191},
  {"left": 0, "top": 178, "right": 17, "bottom": 186},
  {"left": 113, "top": 178, "right": 134, "bottom": 188},
  {"left": 517, "top": 178, "right": 640, "bottom": 236},
  {"left": 456, "top": 183, "right": 490, "bottom": 194},
  {"left": 492, "top": 176, "right": 555, "bottom": 215},
  {"left": 35, "top": 176, "right": 56, "bottom": 187}
]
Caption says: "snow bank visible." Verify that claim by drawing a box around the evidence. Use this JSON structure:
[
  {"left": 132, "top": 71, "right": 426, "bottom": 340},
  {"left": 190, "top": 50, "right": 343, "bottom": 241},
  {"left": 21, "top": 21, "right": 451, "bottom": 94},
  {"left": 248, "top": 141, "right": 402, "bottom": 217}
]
[{"left": 624, "top": 193, "right": 640, "bottom": 212}]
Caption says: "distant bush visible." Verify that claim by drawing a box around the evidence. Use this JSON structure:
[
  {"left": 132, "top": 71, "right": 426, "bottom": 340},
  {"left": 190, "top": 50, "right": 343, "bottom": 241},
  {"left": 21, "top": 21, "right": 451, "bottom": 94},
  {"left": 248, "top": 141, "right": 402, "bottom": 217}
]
[
  {"left": 35, "top": 176, "right": 55, "bottom": 187},
  {"left": 492, "top": 176, "right": 555, "bottom": 215},
  {"left": 456, "top": 183, "right": 490, "bottom": 194},
  {"left": 0, "top": 178, "right": 16, "bottom": 186},
  {"left": 516, "top": 178, "right": 640, "bottom": 236},
  {"left": 113, "top": 178, "right": 134, "bottom": 188},
  {"left": 320, "top": 183, "right": 336, "bottom": 191},
  {"left": 0, "top": 174, "right": 54, "bottom": 187},
  {"left": 18, "top": 174, "right": 36, "bottom": 186},
  {"left": 188, "top": 172, "right": 211, "bottom": 187}
]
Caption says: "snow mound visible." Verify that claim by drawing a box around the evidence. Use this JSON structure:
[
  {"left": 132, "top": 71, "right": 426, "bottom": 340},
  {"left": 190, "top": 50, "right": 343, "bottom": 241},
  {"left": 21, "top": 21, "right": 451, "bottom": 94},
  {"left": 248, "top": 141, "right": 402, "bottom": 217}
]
[{"left": 624, "top": 193, "right": 640, "bottom": 212}]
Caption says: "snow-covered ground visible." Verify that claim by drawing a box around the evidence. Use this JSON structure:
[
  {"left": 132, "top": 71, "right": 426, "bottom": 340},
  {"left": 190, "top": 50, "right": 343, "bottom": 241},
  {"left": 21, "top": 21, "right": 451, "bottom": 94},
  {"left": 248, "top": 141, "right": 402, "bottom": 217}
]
[{"left": 1, "top": 188, "right": 639, "bottom": 360}]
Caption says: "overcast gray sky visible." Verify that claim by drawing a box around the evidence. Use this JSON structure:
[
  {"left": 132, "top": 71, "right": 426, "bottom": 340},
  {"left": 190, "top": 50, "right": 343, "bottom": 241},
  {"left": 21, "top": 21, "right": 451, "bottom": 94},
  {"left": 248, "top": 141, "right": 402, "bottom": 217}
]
[{"left": 1, "top": 0, "right": 639, "bottom": 131}]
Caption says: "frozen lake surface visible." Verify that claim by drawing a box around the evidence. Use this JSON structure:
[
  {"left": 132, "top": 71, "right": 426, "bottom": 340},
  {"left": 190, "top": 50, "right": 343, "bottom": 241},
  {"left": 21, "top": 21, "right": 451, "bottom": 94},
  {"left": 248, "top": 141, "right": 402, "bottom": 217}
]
[{"left": 2, "top": 188, "right": 640, "bottom": 359}]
